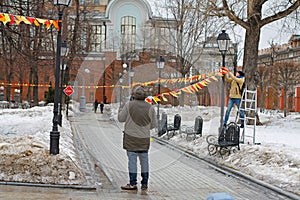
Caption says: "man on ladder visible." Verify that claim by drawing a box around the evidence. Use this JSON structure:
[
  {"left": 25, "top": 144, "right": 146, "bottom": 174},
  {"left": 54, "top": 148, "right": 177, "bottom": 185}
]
[{"left": 224, "top": 69, "right": 245, "bottom": 128}]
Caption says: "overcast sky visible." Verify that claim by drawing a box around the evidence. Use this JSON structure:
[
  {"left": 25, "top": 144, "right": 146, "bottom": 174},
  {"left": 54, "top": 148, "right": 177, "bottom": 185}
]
[{"left": 147, "top": 0, "right": 299, "bottom": 50}]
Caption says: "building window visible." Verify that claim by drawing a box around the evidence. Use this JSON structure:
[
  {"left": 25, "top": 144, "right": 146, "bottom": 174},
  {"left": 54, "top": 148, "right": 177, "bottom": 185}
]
[
  {"left": 41, "top": 38, "right": 53, "bottom": 51},
  {"left": 80, "top": 0, "right": 86, "bottom": 5},
  {"left": 94, "top": 0, "right": 100, "bottom": 5},
  {"left": 45, "top": 76, "right": 50, "bottom": 83},
  {"left": 120, "top": 16, "right": 136, "bottom": 52},
  {"left": 89, "top": 92, "right": 94, "bottom": 101},
  {"left": 91, "top": 25, "right": 106, "bottom": 52},
  {"left": 90, "top": 74, "right": 94, "bottom": 84}
]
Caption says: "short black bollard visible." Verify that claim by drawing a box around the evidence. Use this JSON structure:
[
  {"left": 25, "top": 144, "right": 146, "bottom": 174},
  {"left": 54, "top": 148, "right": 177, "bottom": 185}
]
[
  {"left": 195, "top": 116, "right": 203, "bottom": 137},
  {"left": 158, "top": 112, "right": 167, "bottom": 137},
  {"left": 173, "top": 114, "right": 181, "bottom": 130}
]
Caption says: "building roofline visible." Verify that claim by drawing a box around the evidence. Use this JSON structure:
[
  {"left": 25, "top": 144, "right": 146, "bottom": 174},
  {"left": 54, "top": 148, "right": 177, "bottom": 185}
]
[{"left": 105, "top": 0, "right": 153, "bottom": 19}]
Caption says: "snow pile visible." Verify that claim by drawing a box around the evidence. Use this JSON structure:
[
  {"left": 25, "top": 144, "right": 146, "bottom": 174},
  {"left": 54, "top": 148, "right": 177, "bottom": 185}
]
[{"left": 0, "top": 106, "right": 85, "bottom": 185}]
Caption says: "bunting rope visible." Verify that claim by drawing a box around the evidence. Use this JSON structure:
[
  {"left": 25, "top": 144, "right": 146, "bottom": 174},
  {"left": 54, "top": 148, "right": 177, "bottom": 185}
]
[
  {"left": 0, "top": 82, "right": 117, "bottom": 88},
  {"left": 0, "top": 12, "right": 60, "bottom": 30},
  {"left": 132, "top": 73, "right": 205, "bottom": 87},
  {"left": 145, "top": 67, "right": 229, "bottom": 104},
  {"left": 0, "top": 68, "right": 229, "bottom": 101}
]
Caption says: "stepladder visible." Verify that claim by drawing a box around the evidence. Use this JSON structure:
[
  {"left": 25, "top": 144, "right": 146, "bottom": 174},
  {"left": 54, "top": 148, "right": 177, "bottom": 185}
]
[{"left": 236, "top": 87, "right": 260, "bottom": 145}]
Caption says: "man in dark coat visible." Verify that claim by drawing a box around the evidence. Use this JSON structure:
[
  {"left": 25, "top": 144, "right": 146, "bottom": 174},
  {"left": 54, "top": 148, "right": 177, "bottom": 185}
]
[
  {"left": 94, "top": 99, "right": 99, "bottom": 113},
  {"left": 99, "top": 102, "right": 104, "bottom": 114},
  {"left": 118, "top": 86, "right": 157, "bottom": 191}
]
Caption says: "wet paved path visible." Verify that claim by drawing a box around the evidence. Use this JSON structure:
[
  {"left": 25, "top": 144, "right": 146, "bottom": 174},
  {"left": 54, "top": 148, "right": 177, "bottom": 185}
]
[{"left": 70, "top": 111, "right": 291, "bottom": 200}]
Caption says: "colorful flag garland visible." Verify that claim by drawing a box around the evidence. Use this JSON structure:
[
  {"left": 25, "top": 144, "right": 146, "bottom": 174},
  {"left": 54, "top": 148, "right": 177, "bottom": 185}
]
[
  {"left": 146, "top": 67, "right": 229, "bottom": 104},
  {"left": 0, "top": 13, "right": 60, "bottom": 30}
]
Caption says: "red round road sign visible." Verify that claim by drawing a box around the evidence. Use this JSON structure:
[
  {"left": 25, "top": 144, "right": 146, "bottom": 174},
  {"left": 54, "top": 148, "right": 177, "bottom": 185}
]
[{"left": 63, "top": 85, "right": 74, "bottom": 96}]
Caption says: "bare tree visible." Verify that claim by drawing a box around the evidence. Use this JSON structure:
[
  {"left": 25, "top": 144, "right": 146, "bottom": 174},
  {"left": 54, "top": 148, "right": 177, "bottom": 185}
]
[
  {"left": 0, "top": 0, "right": 56, "bottom": 105},
  {"left": 0, "top": 0, "right": 91, "bottom": 105},
  {"left": 157, "top": 0, "right": 222, "bottom": 105},
  {"left": 208, "top": 0, "right": 300, "bottom": 89},
  {"left": 273, "top": 61, "right": 300, "bottom": 116}
]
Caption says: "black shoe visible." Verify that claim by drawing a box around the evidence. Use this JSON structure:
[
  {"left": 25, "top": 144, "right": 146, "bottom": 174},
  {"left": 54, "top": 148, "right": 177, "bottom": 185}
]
[
  {"left": 223, "top": 124, "right": 227, "bottom": 127},
  {"left": 121, "top": 184, "right": 137, "bottom": 190},
  {"left": 240, "top": 124, "right": 244, "bottom": 128},
  {"left": 141, "top": 185, "right": 148, "bottom": 190}
]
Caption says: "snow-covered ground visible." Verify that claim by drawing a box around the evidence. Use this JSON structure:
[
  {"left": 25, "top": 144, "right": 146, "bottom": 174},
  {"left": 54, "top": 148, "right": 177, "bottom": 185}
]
[{"left": 0, "top": 104, "right": 299, "bottom": 195}]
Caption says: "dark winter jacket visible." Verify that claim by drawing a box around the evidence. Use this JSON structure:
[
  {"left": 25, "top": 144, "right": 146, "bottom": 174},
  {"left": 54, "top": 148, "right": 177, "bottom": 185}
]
[
  {"left": 118, "top": 99, "right": 157, "bottom": 151},
  {"left": 225, "top": 72, "right": 245, "bottom": 99}
]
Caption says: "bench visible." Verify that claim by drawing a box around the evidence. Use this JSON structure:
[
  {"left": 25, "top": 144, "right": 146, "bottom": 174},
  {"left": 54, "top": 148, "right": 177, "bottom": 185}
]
[
  {"left": 166, "top": 114, "right": 181, "bottom": 138},
  {"left": 182, "top": 116, "right": 203, "bottom": 140},
  {"left": 206, "top": 122, "right": 240, "bottom": 156}
]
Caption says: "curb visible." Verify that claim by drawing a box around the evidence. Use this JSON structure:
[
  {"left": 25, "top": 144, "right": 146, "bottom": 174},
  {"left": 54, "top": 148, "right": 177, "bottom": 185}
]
[{"left": 0, "top": 181, "right": 96, "bottom": 190}]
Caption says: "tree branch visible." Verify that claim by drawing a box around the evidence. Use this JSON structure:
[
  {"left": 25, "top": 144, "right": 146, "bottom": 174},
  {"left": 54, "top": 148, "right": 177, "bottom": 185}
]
[
  {"left": 260, "top": 0, "right": 300, "bottom": 27},
  {"left": 221, "top": 0, "right": 249, "bottom": 29}
]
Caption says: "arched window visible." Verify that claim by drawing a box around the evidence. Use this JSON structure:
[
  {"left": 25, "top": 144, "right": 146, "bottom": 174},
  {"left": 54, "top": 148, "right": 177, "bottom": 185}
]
[
  {"left": 120, "top": 16, "right": 136, "bottom": 52},
  {"left": 91, "top": 25, "right": 106, "bottom": 52}
]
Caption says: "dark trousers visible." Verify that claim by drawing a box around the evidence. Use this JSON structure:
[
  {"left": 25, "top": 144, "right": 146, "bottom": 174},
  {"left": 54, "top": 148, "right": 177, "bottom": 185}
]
[{"left": 127, "top": 150, "right": 149, "bottom": 186}]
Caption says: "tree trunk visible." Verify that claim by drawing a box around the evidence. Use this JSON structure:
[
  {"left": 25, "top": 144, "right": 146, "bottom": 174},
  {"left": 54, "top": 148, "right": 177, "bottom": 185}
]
[
  {"left": 243, "top": 20, "right": 261, "bottom": 125},
  {"left": 33, "top": 64, "right": 39, "bottom": 106},
  {"left": 27, "top": 67, "right": 33, "bottom": 102},
  {"left": 243, "top": 26, "right": 260, "bottom": 90},
  {"left": 283, "top": 86, "right": 287, "bottom": 117}
]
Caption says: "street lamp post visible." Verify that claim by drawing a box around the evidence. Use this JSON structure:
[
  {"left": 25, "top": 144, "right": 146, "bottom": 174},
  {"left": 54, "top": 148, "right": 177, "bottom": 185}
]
[
  {"left": 119, "top": 73, "right": 123, "bottom": 107},
  {"left": 14, "top": 89, "right": 20, "bottom": 107},
  {"left": 0, "top": 86, "right": 4, "bottom": 101},
  {"left": 58, "top": 41, "right": 69, "bottom": 126},
  {"left": 122, "top": 62, "right": 134, "bottom": 101},
  {"left": 50, "top": 0, "right": 71, "bottom": 155},
  {"left": 129, "top": 67, "right": 134, "bottom": 99},
  {"left": 156, "top": 55, "right": 165, "bottom": 137},
  {"left": 79, "top": 68, "right": 90, "bottom": 112},
  {"left": 217, "top": 30, "right": 230, "bottom": 135}
]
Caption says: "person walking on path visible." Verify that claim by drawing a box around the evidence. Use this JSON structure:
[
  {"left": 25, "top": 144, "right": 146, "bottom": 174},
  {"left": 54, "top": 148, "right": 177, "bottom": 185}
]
[
  {"left": 99, "top": 102, "right": 104, "bottom": 114},
  {"left": 94, "top": 99, "right": 99, "bottom": 113},
  {"left": 117, "top": 86, "right": 157, "bottom": 191},
  {"left": 224, "top": 69, "right": 245, "bottom": 128}
]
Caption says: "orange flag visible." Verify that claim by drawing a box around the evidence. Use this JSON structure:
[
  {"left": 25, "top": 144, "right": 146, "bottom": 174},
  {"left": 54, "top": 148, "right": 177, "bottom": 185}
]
[
  {"left": 0, "top": 13, "right": 10, "bottom": 24},
  {"left": 161, "top": 94, "right": 168, "bottom": 101},
  {"left": 182, "top": 87, "right": 193, "bottom": 94},
  {"left": 190, "top": 85, "right": 198, "bottom": 92}
]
